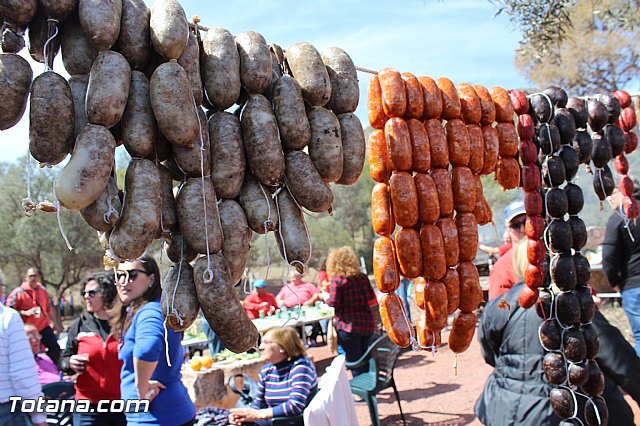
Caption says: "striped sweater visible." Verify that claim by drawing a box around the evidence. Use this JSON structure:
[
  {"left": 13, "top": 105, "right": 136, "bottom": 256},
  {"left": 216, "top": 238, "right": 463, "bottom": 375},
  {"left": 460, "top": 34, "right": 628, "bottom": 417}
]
[
  {"left": 0, "top": 305, "right": 46, "bottom": 424},
  {"left": 252, "top": 356, "right": 318, "bottom": 420}
]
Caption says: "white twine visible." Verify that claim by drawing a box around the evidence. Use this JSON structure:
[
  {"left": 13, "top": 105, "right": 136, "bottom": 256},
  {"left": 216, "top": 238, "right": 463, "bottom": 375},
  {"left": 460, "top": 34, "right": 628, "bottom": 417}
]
[
  {"left": 257, "top": 182, "right": 274, "bottom": 281},
  {"left": 193, "top": 97, "right": 213, "bottom": 285},
  {"left": 42, "top": 19, "right": 59, "bottom": 72},
  {"left": 51, "top": 180, "right": 73, "bottom": 250}
]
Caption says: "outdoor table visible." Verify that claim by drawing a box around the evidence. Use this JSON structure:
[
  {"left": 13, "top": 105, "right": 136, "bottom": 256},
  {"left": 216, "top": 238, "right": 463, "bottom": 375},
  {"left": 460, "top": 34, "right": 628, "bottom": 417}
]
[{"left": 251, "top": 305, "right": 334, "bottom": 343}]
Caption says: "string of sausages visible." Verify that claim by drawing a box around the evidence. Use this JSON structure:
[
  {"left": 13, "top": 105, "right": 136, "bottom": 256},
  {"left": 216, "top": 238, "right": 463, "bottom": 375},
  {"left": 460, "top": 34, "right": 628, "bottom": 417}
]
[{"left": 367, "top": 69, "right": 533, "bottom": 356}]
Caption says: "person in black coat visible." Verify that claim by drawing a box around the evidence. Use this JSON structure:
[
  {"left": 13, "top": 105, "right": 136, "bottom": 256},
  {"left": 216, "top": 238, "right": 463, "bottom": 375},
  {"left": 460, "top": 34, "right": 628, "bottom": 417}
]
[{"left": 474, "top": 281, "right": 640, "bottom": 426}]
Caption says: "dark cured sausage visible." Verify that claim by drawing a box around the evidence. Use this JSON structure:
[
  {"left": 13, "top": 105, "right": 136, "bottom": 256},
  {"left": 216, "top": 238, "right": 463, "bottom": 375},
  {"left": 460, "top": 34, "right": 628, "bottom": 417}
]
[
  {"left": 401, "top": 72, "right": 424, "bottom": 119},
  {"left": 414, "top": 173, "right": 440, "bottom": 224},
  {"left": 458, "top": 262, "right": 482, "bottom": 313},
  {"left": 496, "top": 122, "right": 519, "bottom": 158},
  {"left": 418, "top": 76, "right": 443, "bottom": 120},
  {"left": 442, "top": 268, "right": 460, "bottom": 315},
  {"left": 367, "top": 75, "right": 387, "bottom": 129},
  {"left": 424, "top": 280, "right": 448, "bottom": 331},
  {"left": 395, "top": 228, "right": 423, "bottom": 279},
  {"left": 371, "top": 183, "right": 395, "bottom": 237},
  {"left": 373, "top": 237, "right": 399, "bottom": 293},
  {"left": 368, "top": 129, "right": 391, "bottom": 183},
  {"left": 456, "top": 82, "right": 482, "bottom": 124},
  {"left": 385, "top": 117, "right": 412, "bottom": 171},
  {"left": 481, "top": 125, "right": 499, "bottom": 175},
  {"left": 466, "top": 124, "right": 485, "bottom": 174},
  {"left": 451, "top": 166, "right": 476, "bottom": 213},
  {"left": 474, "top": 84, "right": 496, "bottom": 125},
  {"left": 456, "top": 212, "right": 479, "bottom": 263},
  {"left": 430, "top": 168, "right": 454, "bottom": 218},
  {"left": 445, "top": 118, "right": 471, "bottom": 167},
  {"left": 436, "top": 218, "right": 459, "bottom": 267},
  {"left": 407, "top": 119, "right": 431, "bottom": 173},
  {"left": 448, "top": 312, "right": 477, "bottom": 353},
  {"left": 420, "top": 224, "right": 447, "bottom": 280},
  {"left": 378, "top": 67, "right": 406, "bottom": 118},
  {"left": 436, "top": 77, "right": 461, "bottom": 120},
  {"left": 425, "top": 118, "right": 449, "bottom": 169},
  {"left": 380, "top": 293, "right": 412, "bottom": 348},
  {"left": 389, "top": 172, "right": 419, "bottom": 228}
]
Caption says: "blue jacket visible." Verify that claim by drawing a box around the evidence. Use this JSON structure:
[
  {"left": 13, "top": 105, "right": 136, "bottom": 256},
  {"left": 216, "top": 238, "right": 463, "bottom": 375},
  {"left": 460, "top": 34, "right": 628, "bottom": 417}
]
[{"left": 119, "top": 299, "right": 195, "bottom": 425}]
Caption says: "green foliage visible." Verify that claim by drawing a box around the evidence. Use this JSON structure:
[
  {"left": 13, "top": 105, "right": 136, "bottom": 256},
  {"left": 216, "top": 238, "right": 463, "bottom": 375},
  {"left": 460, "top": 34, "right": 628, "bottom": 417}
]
[
  {"left": 513, "top": 0, "right": 640, "bottom": 94},
  {"left": 0, "top": 156, "right": 104, "bottom": 302},
  {"left": 492, "top": 0, "right": 640, "bottom": 61}
]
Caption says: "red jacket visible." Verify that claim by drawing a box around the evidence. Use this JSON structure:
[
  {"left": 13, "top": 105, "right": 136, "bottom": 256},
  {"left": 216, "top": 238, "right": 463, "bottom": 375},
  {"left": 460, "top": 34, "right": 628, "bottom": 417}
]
[
  {"left": 6, "top": 282, "right": 52, "bottom": 331},
  {"left": 60, "top": 313, "right": 122, "bottom": 404}
]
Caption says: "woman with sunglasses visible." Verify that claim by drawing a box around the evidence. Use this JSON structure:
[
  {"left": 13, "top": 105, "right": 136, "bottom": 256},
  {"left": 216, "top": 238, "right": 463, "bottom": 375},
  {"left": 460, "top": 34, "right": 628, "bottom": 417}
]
[
  {"left": 111, "top": 255, "right": 195, "bottom": 426},
  {"left": 59, "top": 272, "right": 125, "bottom": 425}
]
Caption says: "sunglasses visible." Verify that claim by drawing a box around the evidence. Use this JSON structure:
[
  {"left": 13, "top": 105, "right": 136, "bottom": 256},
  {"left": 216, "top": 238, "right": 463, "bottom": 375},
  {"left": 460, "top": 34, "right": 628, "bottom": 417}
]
[
  {"left": 116, "top": 269, "right": 149, "bottom": 285},
  {"left": 82, "top": 288, "right": 102, "bottom": 298}
]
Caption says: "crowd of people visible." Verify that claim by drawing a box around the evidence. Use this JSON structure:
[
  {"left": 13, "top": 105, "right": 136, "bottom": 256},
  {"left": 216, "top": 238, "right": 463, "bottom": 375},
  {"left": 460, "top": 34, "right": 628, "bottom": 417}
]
[{"left": 1, "top": 193, "right": 639, "bottom": 426}]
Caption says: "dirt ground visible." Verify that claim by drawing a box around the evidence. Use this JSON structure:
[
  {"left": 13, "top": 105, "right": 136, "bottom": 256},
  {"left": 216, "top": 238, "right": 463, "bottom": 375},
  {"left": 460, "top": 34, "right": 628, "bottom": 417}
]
[{"left": 307, "top": 324, "right": 640, "bottom": 426}]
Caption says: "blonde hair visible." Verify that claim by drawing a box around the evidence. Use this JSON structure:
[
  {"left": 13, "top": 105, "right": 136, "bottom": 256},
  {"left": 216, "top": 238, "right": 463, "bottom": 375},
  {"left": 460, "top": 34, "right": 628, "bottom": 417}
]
[
  {"left": 326, "top": 246, "right": 361, "bottom": 278},
  {"left": 512, "top": 239, "right": 529, "bottom": 281},
  {"left": 264, "top": 327, "right": 307, "bottom": 360}
]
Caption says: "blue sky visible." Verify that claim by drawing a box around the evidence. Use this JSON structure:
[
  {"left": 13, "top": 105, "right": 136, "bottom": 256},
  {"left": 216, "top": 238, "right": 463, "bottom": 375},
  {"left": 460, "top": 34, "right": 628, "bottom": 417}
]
[{"left": 0, "top": 0, "right": 527, "bottom": 163}]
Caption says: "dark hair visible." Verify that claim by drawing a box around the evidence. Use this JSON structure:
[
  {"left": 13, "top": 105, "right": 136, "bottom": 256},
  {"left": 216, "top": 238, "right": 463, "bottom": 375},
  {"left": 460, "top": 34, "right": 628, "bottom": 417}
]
[
  {"left": 109, "top": 254, "right": 162, "bottom": 339},
  {"left": 82, "top": 272, "right": 117, "bottom": 309}
]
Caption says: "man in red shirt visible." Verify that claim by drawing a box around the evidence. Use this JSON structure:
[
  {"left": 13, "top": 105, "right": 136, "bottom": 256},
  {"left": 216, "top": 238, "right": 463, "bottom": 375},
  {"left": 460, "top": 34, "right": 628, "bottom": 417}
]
[
  {"left": 6, "top": 267, "right": 62, "bottom": 365},
  {"left": 242, "top": 280, "right": 277, "bottom": 319},
  {"left": 488, "top": 201, "right": 527, "bottom": 301}
]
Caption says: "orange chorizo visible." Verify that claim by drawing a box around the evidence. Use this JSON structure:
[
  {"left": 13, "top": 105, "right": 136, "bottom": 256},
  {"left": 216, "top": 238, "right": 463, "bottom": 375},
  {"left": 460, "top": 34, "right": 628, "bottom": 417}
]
[
  {"left": 436, "top": 77, "right": 461, "bottom": 120},
  {"left": 436, "top": 217, "right": 459, "bottom": 267},
  {"left": 414, "top": 173, "right": 440, "bottom": 224},
  {"left": 496, "top": 122, "right": 519, "bottom": 158},
  {"left": 430, "top": 168, "right": 454, "bottom": 218},
  {"left": 378, "top": 68, "right": 406, "bottom": 118},
  {"left": 489, "top": 86, "right": 515, "bottom": 123},
  {"left": 456, "top": 212, "right": 479, "bottom": 263},
  {"left": 401, "top": 72, "right": 424, "bottom": 120},
  {"left": 413, "top": 277, "right": 427, "bottom": 310},
  {"left": 373, "top": 237, "right": 399, "bottom": 293},
  {"left": 367, "top": 129, "right": 391, "bottom": 183},
  {"left": 445, "top": 118, "right": 471, "bottom": 167},
  {"left": 418, "top": 76, "right": 443, "bottom": 120},
  {"left": 521, "top": 164, "right": 541, "bottom": 193},
  {"left": 527, "top": 237, "right": 545, "bottom": 265},
  {"left": 451, "top": 166, "right": 476, "bottom": 213},
  {"left": 496, "top": 157, "right": 521, "bottom": 191},
  {"left": 466, "top": 124, "right": 485, "bottom": 174},
  {"left": 416, "top": 313, "right": 442, "bottom": 351},
  {"left": 367, "top": 75, "right": 387, "bottom": 129},
  {"left": 395, "top": 228, "right": 423, "bottom": 279},
  {"left": 448, "top": 312, "right": 477, "bottom": 353},
  {"left": 481, "top": 125, "right": 499, "bottom": 175},
  {"left": 525, "top": 263, "right": 544, "bottom": 290},
  {"left": 519, "top": 138, "right": 538, "bottom": 165},
  {"left": 524, "top": 190, "right": 543, "bottom": 216},
  {"left": 424, "top": 280, "right": 448, "bottom": 331},
  {"left": 458, "top": 262, "right": 482, "bottom": 313},
  {"left": 384, "top": 117, "right": 412, "bottom": 172},
  {"left": 518, "top": 286, "right": 539, "bottom": 309},
  {"left": 456, "top": 82, "right": 482, "bottom": 124},
  {"left": 441, "top": 268, "right": 460, "bottom": 315},
  {"left": 424, "top": 118, "right": 449, "bottom": 169},
  {"left": 407, "top": 118, "right": 430, "bottom": 173},
  {"left": 389, "top": 171, "right": 419, "bottom": 228},
  {"left": 474, "top": 84, "right": 496, "bottom": 125},
  {"left": 420, "top": 224, "right": 447, "bottom": 280},
  {"left": 371, "top": 183, "right": 395, "bottom": 237},
  {"left": 380, "top": 292, "right": 413, "bottom": 348},
  {"left": 482, "top": 197, "right": 494, "bottom": 224},
  {"left": 525, "top": 215, "right": 545, "bottom": 239}
]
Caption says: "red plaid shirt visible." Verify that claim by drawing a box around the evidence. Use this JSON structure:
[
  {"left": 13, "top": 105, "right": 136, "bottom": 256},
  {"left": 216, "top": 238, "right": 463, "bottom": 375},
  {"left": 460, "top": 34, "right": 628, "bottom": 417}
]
[{"left": 327, "top": 273, "right": 376, "bottom": 335}]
